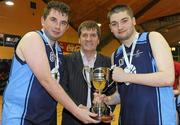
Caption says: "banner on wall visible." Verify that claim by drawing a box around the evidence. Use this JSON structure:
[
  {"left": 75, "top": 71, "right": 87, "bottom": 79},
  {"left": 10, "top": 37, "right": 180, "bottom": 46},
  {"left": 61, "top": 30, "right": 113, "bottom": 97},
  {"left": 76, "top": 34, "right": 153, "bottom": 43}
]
[
  {"left": 0, "top": 33, "right": 80, "bottom": 53},
  {"left": 0, "top": 33, "right": 21, "bottom": 47}
]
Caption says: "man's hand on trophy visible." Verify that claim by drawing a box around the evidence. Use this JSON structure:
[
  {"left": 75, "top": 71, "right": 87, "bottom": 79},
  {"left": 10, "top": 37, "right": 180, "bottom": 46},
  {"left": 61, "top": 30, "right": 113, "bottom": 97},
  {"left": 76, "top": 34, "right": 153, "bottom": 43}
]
[
  {"left": 92, "top": 92, "right": 114, "bottom": 123},
  {"left": 93, "top": 92, "right": 108, "bottom": 104},
  {"left": 76, "top": 106, "right": 100, "bottom": 124}
]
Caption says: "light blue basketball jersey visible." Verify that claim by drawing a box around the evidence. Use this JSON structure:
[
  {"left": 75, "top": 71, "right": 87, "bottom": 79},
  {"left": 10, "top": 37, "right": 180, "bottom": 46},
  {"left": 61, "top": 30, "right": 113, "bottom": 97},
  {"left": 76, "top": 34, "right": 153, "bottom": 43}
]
[{"left": 2, "top": 30, "right": 63, "bottom": 125}]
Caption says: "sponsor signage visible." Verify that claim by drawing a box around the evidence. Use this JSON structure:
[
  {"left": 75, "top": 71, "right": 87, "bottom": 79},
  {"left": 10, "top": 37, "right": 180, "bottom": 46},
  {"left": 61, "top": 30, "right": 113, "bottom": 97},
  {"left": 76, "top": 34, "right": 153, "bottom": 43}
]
[{"left": 59, "top": 41, "right": 80, "bottom": 53}]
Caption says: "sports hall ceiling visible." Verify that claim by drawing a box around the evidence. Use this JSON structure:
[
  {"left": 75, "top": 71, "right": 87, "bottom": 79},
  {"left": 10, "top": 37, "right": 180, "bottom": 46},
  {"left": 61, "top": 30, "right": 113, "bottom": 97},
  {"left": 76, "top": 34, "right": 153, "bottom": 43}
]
[
  {"left": 0, "top": 0, "right": 180, "bottom": 49},
  {"left": 43, "top": 0, "right": 180, "bottom": 49}
]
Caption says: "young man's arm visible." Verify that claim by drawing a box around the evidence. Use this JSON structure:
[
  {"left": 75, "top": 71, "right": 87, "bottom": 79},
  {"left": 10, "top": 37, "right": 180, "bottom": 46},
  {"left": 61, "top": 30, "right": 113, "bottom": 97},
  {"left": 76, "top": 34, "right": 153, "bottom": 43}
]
[
  {"left": 93, "top": 89, "right": 120, "bottom": 106},
  {"left": 16, "top": 31, "right": 98, "bottom": 124},
  {"left": 112, "top": 31, "right": 174, "bottom": 87},
  {"left": 105, "top": 90, "right": 120, "bottom": 105}
]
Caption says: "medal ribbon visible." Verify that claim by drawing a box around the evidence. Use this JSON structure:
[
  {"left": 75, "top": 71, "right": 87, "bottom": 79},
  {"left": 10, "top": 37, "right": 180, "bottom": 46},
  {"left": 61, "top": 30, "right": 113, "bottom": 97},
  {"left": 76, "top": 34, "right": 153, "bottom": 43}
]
[
  {"left": 122, "top": 33, "right": 139, "bottom": 68},
  {"left": 42, "top": 29, "right": 60, "bottom": 81},
  {"left": 122, "top": 33, "right": 139, "bottom": 85}
]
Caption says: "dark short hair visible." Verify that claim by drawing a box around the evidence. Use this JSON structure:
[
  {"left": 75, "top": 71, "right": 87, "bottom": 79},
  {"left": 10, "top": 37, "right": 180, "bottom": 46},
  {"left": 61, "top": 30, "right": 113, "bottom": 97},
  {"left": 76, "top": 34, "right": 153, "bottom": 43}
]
[
  {"left": 43, "top": 0, "right": 70, "bottom": 20},
  {"left": 107, "top": 4, "right": 134, "bottom": 20},
  {"left": 78, "top": 20, "right": 101, "bottom": 38}
]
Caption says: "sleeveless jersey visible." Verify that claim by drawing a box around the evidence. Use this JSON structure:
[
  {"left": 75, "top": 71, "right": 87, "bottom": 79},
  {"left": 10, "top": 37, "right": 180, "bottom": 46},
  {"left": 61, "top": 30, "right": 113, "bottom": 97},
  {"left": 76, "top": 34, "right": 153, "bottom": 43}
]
[
  {"left": 113, "top": 32, "right": 176, "bottom": 125},
  {"left": 2, "top": 30, "right": 63, "bottom": 125}
]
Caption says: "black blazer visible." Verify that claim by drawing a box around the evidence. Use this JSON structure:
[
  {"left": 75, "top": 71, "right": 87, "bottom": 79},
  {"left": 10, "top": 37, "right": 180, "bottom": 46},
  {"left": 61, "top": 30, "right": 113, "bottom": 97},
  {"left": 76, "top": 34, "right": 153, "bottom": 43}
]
[{"left": 61, "top": 51, "right": 112, "bottom": 125}]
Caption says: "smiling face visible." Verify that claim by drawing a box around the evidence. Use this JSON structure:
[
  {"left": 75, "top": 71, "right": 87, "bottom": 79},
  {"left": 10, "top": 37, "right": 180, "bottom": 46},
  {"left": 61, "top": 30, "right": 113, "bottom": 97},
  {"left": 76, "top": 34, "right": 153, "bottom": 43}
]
[
  {"left": 109, "top": 11, "right": 136, "bottom": 42},
  {"left": 79, "top": 28, "right": 99, "bottom": 53},
  {"left": 41, "top": 9, "right": 69, "bottom": 41}
]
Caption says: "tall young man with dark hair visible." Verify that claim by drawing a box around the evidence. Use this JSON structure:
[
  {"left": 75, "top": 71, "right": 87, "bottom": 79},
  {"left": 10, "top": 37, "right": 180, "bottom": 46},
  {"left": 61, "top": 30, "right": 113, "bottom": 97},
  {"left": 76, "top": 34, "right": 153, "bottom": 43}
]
[{"left": 2, "top": 1, "right": 99, "bottom": 125}]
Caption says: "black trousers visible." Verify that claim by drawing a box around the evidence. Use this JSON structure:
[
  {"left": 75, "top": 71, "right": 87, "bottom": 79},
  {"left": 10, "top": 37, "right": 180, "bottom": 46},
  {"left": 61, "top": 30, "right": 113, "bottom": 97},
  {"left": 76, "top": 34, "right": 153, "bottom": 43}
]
[{"left": 50, "top": 110, "right": 57, "bottom": 125}]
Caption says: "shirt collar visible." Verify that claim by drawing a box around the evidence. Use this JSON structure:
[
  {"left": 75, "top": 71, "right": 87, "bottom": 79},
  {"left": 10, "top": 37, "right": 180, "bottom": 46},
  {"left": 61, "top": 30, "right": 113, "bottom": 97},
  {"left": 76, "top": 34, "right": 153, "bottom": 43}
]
[{"left": 80, "top": 50, "right": 97, "bottom": 67}]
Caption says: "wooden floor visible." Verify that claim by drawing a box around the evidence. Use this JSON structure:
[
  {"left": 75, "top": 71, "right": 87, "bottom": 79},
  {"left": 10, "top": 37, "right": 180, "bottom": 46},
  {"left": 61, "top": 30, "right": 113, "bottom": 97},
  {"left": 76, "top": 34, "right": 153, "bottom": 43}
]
[{"left": 0, "top": 96, "right": 120, "bottom": 125}]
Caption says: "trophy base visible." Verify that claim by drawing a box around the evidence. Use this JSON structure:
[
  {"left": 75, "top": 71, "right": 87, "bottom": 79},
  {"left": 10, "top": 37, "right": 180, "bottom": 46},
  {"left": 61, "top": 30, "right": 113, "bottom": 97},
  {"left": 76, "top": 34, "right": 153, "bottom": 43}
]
[
  {"left": 92, "top": 114, "right": 113, "bottom": 123},
  {"left": 90, "top": 103, "right": 113, "bottom": 122}
]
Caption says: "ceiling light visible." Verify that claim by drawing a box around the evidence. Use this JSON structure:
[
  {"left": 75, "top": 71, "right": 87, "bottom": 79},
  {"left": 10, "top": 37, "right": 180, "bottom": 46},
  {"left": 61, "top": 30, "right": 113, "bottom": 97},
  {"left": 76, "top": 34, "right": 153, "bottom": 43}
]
[
  {"left": 171, "top": 47, "right": 176, "bottom": 51},
  {"left": 97, "top": 23, "right": 101, "bottom": 27},
  {"left": 5, "top": 0, "right": 14, "bottom": 6}
]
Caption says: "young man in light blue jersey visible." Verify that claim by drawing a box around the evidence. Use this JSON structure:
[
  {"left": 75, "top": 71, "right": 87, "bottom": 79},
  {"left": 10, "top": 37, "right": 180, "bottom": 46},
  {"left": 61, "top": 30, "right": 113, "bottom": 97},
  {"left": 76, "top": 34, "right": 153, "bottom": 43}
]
[{"left": 2, "top": 1, "right": 99, "bottom": 125}]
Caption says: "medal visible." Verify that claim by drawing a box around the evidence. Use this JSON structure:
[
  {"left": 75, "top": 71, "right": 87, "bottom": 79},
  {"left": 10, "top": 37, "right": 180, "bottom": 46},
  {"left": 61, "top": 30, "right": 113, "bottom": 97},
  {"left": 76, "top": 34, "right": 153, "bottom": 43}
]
[
  {"left": 122, "top": 33, "right": 139, "bottom": 86},
  {"left": 124, "top": 64, "right": 136, "bottom": 85},
  {"left": 51, "top": 67, "right": 60, "bottom": 82}
]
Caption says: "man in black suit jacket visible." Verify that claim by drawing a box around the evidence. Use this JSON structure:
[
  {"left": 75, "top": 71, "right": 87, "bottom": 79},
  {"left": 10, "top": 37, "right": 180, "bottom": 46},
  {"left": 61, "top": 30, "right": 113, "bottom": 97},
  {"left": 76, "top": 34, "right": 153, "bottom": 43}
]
[{"left": 61, "top": 20, "right": 115, "bottom": 125}]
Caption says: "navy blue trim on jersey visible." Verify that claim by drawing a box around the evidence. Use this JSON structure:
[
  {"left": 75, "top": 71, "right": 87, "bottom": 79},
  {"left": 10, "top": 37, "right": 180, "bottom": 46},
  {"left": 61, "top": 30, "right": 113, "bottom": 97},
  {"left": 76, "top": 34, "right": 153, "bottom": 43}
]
[
  {"left": 112, "top": 32, "right": 176, "bottom": 125},
  {"left": 14, "top": 52, "right": 26, "bottom": 65},
  {"left": 20, "top": 74, "right": 34, "bottom": 125}
]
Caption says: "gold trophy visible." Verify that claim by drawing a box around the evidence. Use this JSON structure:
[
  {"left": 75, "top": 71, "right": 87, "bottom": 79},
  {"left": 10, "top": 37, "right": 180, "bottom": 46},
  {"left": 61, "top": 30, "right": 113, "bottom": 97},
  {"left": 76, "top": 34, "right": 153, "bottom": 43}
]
[{"left": 82, "top": 67, "right": 114, "bottom": 122}]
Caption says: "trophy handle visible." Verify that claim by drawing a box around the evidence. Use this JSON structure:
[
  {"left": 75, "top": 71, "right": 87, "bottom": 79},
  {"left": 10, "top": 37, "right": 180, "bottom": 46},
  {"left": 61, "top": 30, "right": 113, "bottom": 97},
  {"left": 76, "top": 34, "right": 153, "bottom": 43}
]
[
  {"left": 102, "top": 67, "right": 116, "bottom": 93},
  {"left": 82, "top": 66, "right": 92, "bottom": 88},
  {"left": 107, "top": 66, "right": 116, "bottom": 88},
  {"left": 107, "top": 81, "right": 115, "bottom": 88}
]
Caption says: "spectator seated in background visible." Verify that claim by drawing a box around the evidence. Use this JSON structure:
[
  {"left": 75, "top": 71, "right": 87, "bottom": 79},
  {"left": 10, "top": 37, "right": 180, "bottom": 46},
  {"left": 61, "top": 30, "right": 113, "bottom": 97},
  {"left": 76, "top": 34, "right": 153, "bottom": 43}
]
[{"left": 174, "top": 61, "right": 180, "bottom": 125}]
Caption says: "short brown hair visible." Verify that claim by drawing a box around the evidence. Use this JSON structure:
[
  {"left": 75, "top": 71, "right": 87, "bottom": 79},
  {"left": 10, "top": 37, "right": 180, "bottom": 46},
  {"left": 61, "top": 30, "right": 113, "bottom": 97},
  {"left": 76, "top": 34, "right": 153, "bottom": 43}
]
[
  {"left": 43, "top": 1, "right": 70, "bottom": 20},
  {"left": 107, "top": 4, "right": 134, "bottom": 20},
  {"left": 78, "top": 20, "right": 101, "bottom": 38}
]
